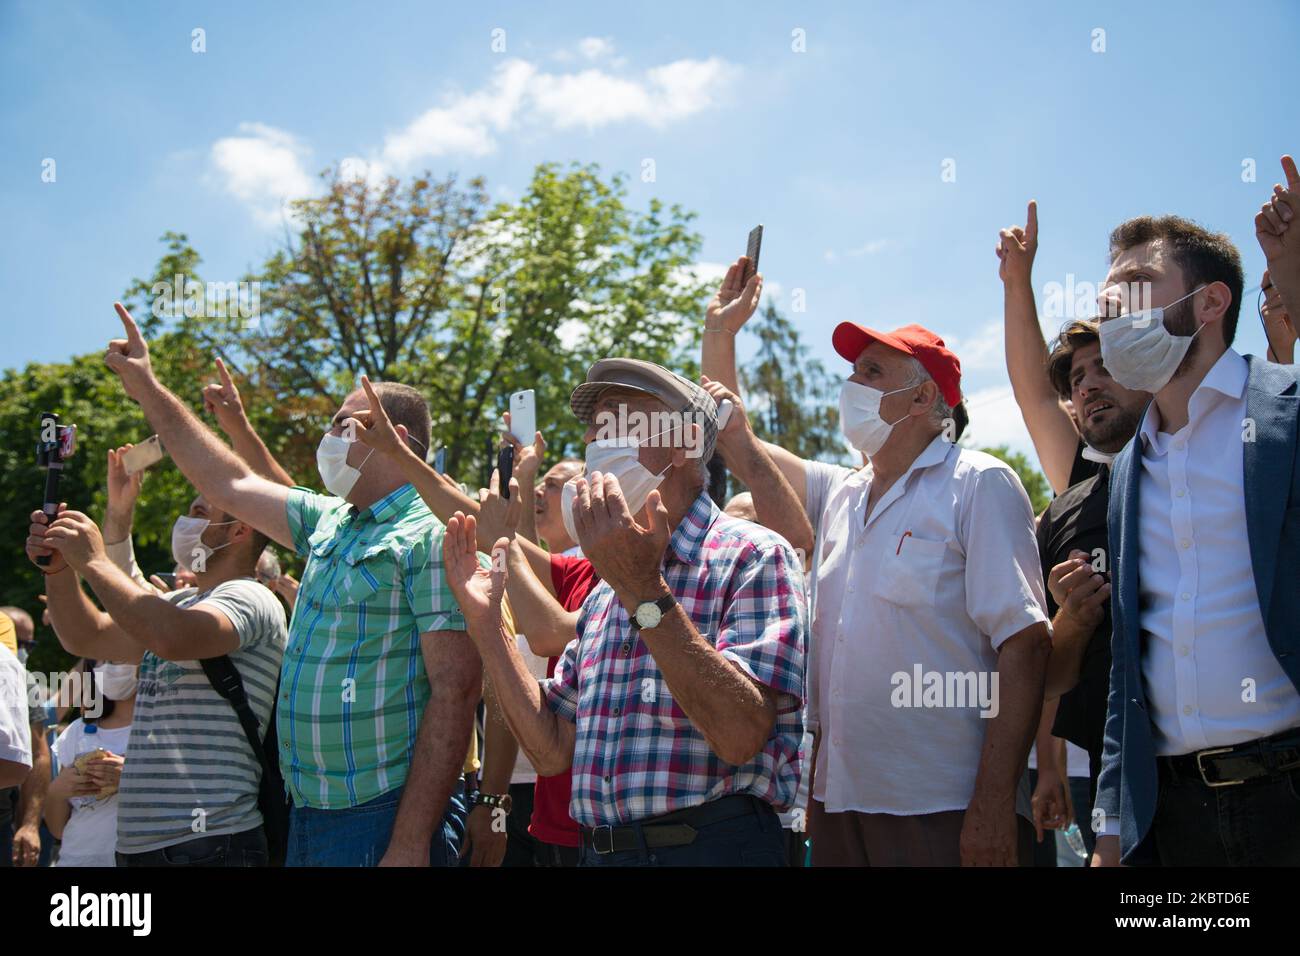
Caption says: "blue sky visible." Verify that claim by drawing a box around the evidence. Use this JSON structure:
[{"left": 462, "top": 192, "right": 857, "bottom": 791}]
[{"left": 3, "top": 0, "right": 1296, "bottom": 469}]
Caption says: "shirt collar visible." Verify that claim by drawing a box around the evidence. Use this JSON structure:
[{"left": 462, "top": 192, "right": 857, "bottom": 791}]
[
  {"left": 358, "top": 483, "right": 419, "bottom": 524},
  {"left": 1139, "top": 349, "right": 1247, "bottom": 449},
  {"left": 666, "top": 491, "right": 719, "bottom": 565}
]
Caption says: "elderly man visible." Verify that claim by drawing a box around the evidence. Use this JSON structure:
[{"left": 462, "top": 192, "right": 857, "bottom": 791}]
[
  {"left": 439, "top": 359, "right": 808, "bottom": 866},
  {"left": 703, "top": 258, "right": 1051, "bottom": 866}
]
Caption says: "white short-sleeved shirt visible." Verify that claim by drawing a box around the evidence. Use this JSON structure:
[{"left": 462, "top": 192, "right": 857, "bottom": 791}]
[
  {"left": 53, "top": 719, "right": 134, "bottom": 867},
  {"left": 807, "top": 436, "right": 1049, "bottom": 815},
  {"left": 0, "top": 650, "right": 32, "bottom": 770}
]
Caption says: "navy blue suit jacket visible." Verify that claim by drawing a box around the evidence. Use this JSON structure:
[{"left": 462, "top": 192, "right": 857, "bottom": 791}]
[{"left": 1096, "top": 354, "right": 1300, "bottom": 863}]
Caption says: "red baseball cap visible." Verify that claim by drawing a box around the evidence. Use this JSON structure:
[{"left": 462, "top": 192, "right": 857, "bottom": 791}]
[{"left": 832, "top": 322, "right": 963, "bottom": 407}]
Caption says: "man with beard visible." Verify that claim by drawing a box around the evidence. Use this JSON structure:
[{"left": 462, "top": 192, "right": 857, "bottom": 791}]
[
  {"left": 1092, "top": 214, "right": 1300, "bottom": 866},
  {"left": 1031, "top": 320, "right": 1149, "bottom": 831}
]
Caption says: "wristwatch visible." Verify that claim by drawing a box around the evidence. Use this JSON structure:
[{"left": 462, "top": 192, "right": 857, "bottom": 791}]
[
  {"left": 629, "top": 593, "right": 677, "bottom": 632},
  {"left": 472, "top": 791, "right": 512, "bottom": 815}
]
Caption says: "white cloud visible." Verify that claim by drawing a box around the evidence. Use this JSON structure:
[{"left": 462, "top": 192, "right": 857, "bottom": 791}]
[
  {"left": 214, "top": 49, "right": 738, "bottom": 226},
  {"left": 210, "top": 123, "right": 315, "bottom": 227},
  {"left": 382, "top": 54, "right": 737, "bottom": 165},
  {"left": 578, "top": 36, "right": 615, "bottom": 60}
]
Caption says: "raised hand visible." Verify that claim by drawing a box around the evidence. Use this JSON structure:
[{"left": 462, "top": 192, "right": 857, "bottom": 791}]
[
  {"left": 104, "top": 303, "right": 155, "bottom": 400},
  {"left": 502, "top": 411, "right": 545, "bottom": 485},
  {"left": 106, "top": 446, "right": 144, "bottom": 513},
  {"left": 202, "top": 358, "right": 248, "bottom": 436},
  {"left": 442, "top": 511, "right": 508, "bottom": 632},
  {"left": 997, "top": 200, "right": 1038, "bottom": 286},
  {"left": 476, "top": 468, "right": 523, "bottom": 546},
  {"left": 705, "top": 256, "right": 763, "bottom": 334},
  {"left": 41, "top": 510, "right": 108, "bottom": 572},
  {"left": 1256, "top": 156, "right": 1300, "bottom": 267},
  {"left": 348, "top": 375, "right": 410, "bottom": 458},
  {"left": 700, "top": 375, "right": 753, "bottom": 447},
  {"left": 26, "top": 504, "right": 69, "bottom": 573},
  {"left": 571, "top": 472, "right": 669, "bottom": 601}
]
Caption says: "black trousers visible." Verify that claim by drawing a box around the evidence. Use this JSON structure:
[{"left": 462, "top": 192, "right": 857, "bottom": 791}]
[
  {"left": 116, "top": 826, "right": 268, "bottom": 867},
  {"left": 1152, "top": 760, "right": 1300, "bottom": 866}
]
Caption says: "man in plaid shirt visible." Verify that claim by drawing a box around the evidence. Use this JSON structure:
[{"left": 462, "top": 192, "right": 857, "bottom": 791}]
[
  {"left": 102, "top": 304, "right": 481, "bottom": 867},
  {"left": 444, "top": 359, "right": 809, "bottom": 866}
]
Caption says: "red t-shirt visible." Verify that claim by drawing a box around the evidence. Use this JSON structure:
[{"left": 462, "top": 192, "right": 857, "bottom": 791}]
[{"left": 529, "top": 553, "right": 599, "bottom": 847}]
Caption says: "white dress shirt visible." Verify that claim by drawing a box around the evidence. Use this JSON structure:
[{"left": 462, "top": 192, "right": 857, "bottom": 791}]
[
  {"left": 807, "top": 435, "right": 1049, "bottom": 815},
  {"left": 1136, "top": 348, "right": 1300, "bottom": 756}
]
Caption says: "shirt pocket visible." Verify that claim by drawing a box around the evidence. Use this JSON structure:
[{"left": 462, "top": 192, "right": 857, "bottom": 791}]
[
  {"left": 333, "top": 543, "right": 396, "bottom": 606},
  {"left": 876, "top": 535, "right": 949, "bottom": 608}
]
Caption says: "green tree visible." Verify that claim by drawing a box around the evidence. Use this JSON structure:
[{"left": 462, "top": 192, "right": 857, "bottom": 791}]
[
  {"left": 976, "top": 444, "right": 1052, "bottom": 515},
  {"left": 725, "top": 301, "right": 847, "bottom": 498}
]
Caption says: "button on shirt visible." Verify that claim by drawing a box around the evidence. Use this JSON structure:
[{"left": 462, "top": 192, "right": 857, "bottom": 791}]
[
  {"left": 1136, "top": 349, "right": 1300, "bottom": 756},
  {"left": 283, "top": 483, "right": 467, "bottom": 808},
  {"left": 544, "top": 491, "right": 806, "bottom": 828},
  {"left": 808, "top": 437, "right": 1049, "bottom": 815}
]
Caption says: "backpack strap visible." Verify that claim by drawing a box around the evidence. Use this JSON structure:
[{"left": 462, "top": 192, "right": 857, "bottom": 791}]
[{"left": 199, "top": 656, "right": 268, "bottom": 768}]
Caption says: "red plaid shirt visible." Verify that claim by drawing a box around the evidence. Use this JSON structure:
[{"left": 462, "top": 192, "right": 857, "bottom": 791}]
[{"left": 544, "top": 491, "right": 806, "bottom": 828}]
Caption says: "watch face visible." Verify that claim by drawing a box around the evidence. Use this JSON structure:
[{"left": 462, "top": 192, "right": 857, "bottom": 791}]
[{"left": 635, "top": 602, "right": 663, "bottom": 629}]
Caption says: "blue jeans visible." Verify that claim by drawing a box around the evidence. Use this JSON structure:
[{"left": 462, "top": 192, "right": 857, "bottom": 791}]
[
  {"left": 285, "top": 781, "right": 467, "bottom": 867},
  {"left": 579, "top": 798, "right": 787, "bottom": 867}
]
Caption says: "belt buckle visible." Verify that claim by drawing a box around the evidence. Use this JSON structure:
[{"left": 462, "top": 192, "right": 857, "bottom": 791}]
[
  {"left": 591, "top": 825, "right": 615, "bottom": 855},
  {"left": 1196, "top": 746, "right": 1245, "bottom": 787}
]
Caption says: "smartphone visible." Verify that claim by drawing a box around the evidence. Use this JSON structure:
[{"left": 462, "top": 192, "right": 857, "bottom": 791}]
[
  {"left": 497, "top": 445, "right": 514, "bottom": 500},
  {"left": 154, "top": 572, "right": 176, "bottom": 590},
  {"left": 743, "top": 224, "right": 763, "bottom": 283},
  {"left": 434, "top": 447, "right": 446, "bottom": 475},
  {"left": 717, "top": 399, "right": 733, "bottom": 430},
  {"left": 508, "top": 390, "right": 536, "bottom": 446},
  {"left": 122, "top": 435, "right": 165, "bottom": 475}
]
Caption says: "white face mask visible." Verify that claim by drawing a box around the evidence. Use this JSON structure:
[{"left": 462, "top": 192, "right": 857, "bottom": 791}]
[
  {"left": 95, "top": 662, "right": 138, "bottom": 701},
  {"left": 839, "top": 381, "right": 916, "bottom": 457},
  {"left": 316, "top": 432, "right": 374, "bottom": 498},
  {"left": 560, "top": 436, "right": 670, "bottom": 543},
  {"left": 1080, "top": 444, "right": 1116, "bottom": 465},
  {"left": 171, "top": 515, "right": 236, "bottom": 573},
  {"left": 1098, "top": 286, "right": 1206, "bottom": 393}
]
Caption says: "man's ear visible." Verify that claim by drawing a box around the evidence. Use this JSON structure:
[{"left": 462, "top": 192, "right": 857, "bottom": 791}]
[
  {"left": 911, "top": 380, "right": 940, "bottom": 418},
  {"left": 1198, "top": 280, "right": 1231, "bottom": 327}
]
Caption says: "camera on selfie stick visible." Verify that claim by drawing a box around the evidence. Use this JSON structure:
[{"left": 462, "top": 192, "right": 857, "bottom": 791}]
[{"left": 35, "top": 412, "right": 77, "bottom": 566}]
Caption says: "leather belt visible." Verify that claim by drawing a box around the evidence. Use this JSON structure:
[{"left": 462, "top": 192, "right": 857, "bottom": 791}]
[
  {"left": 581, "top": 794, "right": 765, "bottom": 855},
  {"left": 1160, "top": 728, "right": 1300, "bottom": 788}
]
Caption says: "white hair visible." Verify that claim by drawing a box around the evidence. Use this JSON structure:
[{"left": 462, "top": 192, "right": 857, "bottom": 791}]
[{"left": 902, "top": 357, "right": 952, "bottom": 431}]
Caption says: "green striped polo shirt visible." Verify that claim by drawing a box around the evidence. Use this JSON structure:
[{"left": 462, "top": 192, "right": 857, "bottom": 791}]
[{"left": 280, "top": 483, "right": 467, "bottom": 809}]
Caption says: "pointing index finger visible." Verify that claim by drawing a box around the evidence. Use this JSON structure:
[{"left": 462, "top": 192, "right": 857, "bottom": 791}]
[
  {"left": 1282, "top": 155, "right": 1300, "bottom": 190},
  {"left": 113, "top": 302, "right": 144, "bottom": 346},
  {"left": 216, "top": 357, "right": 234, "bottom": 389},
  {"left": 1025, "top": 200, "right": 1038, "bottom": 242}
]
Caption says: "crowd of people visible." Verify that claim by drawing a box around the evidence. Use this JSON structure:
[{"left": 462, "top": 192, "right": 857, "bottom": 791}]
[{"left": 1, "top": 155, "right": 1298, "bottom": 868}]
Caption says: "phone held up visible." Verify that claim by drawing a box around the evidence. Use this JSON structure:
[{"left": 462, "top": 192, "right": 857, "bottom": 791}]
[{"left": 743, "top": 224, "right": 763, "bottom": 284}]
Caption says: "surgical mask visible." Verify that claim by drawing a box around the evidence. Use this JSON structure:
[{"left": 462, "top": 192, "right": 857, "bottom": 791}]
[
  {"left": 1098, "top": 286, "right": 1206, "bottom": 393},
  {"left": 560, "top": 436, "right": 671, "bottom": 543},
  {"left": 95, "top": 662, "right": 138, "bottom": 700},
  {"left": 839, "top": 381, "right": 916, "bottom": 457},
  {"left": 1081, "top": 444, "right": 1115, "bottom": 465},
  {"left": 171, "top": 515, "right": 236, "bottom": 573},
  {"left": 317, "top": 432, "right": 374, "bottom": 498}
]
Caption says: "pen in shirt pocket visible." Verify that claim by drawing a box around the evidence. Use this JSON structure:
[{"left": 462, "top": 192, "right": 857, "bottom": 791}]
[{"left": 896, "top": 530, "right": 912, "bottom": 555}]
